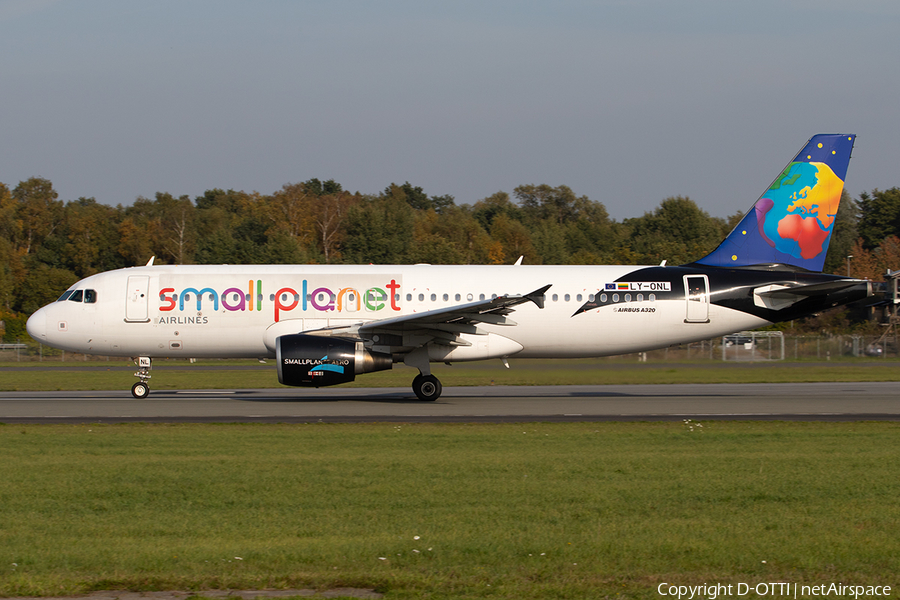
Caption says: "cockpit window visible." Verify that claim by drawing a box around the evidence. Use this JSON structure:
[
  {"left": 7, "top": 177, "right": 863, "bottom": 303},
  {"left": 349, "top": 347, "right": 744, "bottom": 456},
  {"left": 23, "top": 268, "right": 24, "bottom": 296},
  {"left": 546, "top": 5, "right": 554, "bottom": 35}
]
[
  {"left": 84, "top": 289, "right": 97, "bottom": 303},
  {"left": 68, "top": 290, "right": 84, "bottom": 303},
  {"left": 58, "top": 290, "right": 74, "bottom": 302}
]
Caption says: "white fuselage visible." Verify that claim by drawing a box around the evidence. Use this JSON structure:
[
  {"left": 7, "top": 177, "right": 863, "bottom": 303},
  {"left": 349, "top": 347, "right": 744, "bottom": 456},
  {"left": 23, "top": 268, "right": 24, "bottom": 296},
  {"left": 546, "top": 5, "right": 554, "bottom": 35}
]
[{"left": 27, "top": 264, "right": 769, "bottom": 360}]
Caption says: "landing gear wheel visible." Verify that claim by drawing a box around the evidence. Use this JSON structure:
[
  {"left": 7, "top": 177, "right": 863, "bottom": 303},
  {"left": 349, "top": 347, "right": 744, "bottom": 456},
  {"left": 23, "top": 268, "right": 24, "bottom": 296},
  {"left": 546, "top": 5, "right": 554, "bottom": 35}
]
[
  {"left": 131, "top": 381, "right": 150, "bottom": 399},
  {"left": 412, "top": 374, "right": 442, "bottom": 401}
]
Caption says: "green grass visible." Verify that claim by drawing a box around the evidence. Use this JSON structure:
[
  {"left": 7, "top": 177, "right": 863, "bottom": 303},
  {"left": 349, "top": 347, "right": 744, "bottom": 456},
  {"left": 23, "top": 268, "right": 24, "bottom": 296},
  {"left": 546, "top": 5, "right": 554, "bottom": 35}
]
[
  {"left": 0, "top": 422, "right": 899, "bottom": 599},
  {"left": 2, "top": 358, "right": 900, "bottom": 391}
]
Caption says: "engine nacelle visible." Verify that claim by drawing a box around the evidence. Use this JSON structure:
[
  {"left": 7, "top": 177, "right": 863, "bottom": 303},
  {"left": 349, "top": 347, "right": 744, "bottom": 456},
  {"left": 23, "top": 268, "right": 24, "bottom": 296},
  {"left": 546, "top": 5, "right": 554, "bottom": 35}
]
[{"left": 276, "top": 334, "right": 393, "bottom": 387}]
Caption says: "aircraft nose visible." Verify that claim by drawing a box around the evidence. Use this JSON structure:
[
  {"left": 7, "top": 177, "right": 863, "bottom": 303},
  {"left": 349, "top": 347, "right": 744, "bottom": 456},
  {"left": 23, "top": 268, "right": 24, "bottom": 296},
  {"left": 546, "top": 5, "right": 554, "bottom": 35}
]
[{"left": 26, "top": 308, "right": 47, "bottom": 341}]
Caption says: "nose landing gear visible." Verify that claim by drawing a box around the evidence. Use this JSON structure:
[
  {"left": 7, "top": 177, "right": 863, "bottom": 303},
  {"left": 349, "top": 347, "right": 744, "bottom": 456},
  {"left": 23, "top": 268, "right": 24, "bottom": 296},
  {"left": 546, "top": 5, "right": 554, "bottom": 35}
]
[{"left": 131, "top": 356, "right": 151, "bottom": 398}]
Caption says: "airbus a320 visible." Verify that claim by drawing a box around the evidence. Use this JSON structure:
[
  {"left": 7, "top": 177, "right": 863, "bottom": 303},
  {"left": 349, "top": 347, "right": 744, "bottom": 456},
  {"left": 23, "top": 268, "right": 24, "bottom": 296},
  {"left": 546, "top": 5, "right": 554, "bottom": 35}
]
[{"left": 26, "top": 134, "right": 870, "bottom": 401}]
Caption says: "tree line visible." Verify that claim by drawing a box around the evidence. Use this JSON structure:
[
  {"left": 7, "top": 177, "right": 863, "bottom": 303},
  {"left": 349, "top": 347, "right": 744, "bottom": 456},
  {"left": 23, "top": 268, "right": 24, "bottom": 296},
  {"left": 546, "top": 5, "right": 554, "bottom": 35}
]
[{"left": 2, "top": 176, "right": 900, "bottom": 340}]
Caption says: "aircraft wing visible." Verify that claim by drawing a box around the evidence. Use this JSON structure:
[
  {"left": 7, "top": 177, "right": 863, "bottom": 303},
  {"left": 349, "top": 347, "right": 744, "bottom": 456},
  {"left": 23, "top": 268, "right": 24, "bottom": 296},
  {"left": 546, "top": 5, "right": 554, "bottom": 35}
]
[{"left": 355, "top": 284, "right": 551, "bottom": 347}]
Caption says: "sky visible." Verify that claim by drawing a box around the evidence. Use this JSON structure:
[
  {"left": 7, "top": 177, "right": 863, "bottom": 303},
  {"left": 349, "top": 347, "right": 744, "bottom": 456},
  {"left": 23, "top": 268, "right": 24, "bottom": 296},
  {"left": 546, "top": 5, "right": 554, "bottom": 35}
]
[{"left": 2, "top": 0, "right": 899, "bottom": 221}]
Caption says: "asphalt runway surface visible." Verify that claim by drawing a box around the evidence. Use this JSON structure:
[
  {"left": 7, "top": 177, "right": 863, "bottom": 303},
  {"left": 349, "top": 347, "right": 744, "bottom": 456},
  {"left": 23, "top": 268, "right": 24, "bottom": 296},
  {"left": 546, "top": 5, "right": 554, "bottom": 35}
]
[{"left": 1, "top": 382, "right": 899, "bottom": 423}]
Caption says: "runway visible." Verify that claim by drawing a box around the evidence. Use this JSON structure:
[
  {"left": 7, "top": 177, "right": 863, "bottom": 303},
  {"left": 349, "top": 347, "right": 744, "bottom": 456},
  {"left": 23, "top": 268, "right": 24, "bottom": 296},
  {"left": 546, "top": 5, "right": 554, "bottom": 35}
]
[{"left": 1, "top": 382, "right": 899, "bottom": 423}]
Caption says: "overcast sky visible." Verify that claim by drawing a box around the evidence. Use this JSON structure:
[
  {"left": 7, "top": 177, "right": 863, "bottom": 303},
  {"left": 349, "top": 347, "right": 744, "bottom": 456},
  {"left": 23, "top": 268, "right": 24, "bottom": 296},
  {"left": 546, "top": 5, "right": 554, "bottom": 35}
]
[{"left": 2, "top": 0, "right": 898, "bottom": 220}]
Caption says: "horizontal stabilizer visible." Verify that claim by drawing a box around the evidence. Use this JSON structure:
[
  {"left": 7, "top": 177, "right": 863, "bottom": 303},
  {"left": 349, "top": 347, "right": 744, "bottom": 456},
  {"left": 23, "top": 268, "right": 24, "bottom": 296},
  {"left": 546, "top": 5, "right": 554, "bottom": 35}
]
[{"left": 753, "top": 279, "right": 866, "bottom": 311}]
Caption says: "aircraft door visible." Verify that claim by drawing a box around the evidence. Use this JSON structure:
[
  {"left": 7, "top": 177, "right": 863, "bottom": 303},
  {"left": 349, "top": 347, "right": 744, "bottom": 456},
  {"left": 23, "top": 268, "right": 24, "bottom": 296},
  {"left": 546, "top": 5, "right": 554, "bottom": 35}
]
[
  {"left": 125, "top": 276, "right": 151, "bottom": 322},
  {"left": 683, "top": 275, "right": 710, "bottom": 323}
]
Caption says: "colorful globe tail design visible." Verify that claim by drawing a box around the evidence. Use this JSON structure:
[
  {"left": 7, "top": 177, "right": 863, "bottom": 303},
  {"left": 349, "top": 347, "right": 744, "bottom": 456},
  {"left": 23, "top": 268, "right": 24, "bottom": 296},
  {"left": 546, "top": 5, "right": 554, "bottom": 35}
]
[{"left": 696, "top": 134, "right": 855, "bottom": 272}]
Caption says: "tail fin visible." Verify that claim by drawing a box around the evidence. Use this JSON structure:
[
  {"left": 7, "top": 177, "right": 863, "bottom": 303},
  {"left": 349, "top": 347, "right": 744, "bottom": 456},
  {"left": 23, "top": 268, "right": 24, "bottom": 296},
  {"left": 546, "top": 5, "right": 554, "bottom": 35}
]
[{"left": 695, "top": 134, "right": 856, "bottom": 272}]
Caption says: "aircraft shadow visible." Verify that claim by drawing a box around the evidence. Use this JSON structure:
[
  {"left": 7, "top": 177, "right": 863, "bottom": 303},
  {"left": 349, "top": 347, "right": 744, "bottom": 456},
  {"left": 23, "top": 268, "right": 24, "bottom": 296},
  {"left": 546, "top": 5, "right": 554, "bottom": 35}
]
[{"left": 185, "top": 389, "right": 744, "bottom": 403}]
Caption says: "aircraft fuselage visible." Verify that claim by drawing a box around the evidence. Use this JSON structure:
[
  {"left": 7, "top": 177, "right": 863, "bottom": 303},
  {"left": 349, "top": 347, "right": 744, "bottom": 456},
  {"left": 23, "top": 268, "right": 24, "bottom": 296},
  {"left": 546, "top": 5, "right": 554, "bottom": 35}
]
[{"left": 27, "top": 263, "right": 867, "bottom": 361}]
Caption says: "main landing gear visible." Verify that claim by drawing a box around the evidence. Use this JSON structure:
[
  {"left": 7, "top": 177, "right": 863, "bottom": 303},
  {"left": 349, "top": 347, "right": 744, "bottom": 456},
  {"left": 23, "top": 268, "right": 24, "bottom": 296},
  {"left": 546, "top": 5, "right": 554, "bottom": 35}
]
[
  {"left": 412, "top": 373, "right": 442, "bottom": 402},
  {"left": 404, "top": 346, "right": 443, "bottom": 401},
  {"left": 131, "top": 356, "right": 151, "bottom": 398}
]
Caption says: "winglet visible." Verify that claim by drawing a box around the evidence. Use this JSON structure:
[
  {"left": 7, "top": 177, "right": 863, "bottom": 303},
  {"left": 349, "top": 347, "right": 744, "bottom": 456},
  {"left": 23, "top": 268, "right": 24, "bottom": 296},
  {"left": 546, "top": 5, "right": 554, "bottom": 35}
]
[
  {"left": 525, "top": 284, "right": 552, "bottom": 309},
  {"left": 145, "top": 256, "right": 155, "bottom": 266},
  {"left": 695, "top": 134, "right": 855, "bottom": 272}
]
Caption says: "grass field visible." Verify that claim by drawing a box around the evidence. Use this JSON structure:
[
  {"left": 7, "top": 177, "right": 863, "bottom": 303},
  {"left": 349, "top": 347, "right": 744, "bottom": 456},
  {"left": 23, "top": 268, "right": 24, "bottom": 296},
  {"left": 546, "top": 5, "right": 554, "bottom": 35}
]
[
  {"left": 2, "top": 357, "right": 900, "bottom": 391},
  {"left": 1, "top": 422, "right": 898, "bottom": 599}
]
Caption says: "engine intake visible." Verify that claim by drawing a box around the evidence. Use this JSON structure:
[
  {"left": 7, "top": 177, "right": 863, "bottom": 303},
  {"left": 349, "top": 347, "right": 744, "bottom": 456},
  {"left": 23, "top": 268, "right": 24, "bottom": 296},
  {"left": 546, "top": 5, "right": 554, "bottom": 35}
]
[{"left": 276, "top": 334, "right": 392, "bottom": 387}]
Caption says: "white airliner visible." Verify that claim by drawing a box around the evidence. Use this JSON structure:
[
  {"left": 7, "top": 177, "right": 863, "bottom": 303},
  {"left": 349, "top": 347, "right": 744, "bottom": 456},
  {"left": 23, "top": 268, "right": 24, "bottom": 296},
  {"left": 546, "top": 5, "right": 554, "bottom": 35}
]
[{"left": 26, "top": 134, "right": 871, "bottom": 400}]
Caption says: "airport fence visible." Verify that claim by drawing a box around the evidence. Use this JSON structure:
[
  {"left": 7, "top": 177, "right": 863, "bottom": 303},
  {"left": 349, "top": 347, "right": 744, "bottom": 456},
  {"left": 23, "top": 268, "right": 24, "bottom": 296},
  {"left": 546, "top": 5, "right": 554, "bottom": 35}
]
[
  {"left": 1, "top": 333, "right": 898, "bottom": 364},
  {"left": 636, "top": 332, "right": 897, "bottom": 362}
]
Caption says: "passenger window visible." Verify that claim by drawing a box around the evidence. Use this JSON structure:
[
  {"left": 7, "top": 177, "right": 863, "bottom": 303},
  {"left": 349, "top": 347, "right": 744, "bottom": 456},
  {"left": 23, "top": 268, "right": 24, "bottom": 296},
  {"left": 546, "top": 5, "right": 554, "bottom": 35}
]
[
  {"left": 637, "top": 293, "right": 643, "bottom": 302},
  {"left": 564, "top": 294, "right": 570, "bottom": 302},
  {"left": 649, "top": 293, "right": 656, "bottom": 302},
  {"left": 552, "top": 294, "right": 558, "bottom": 302},
  {"left": 84, "top": 289, "right": 97, "bottom": 303},
  {"left": 68, "top": 290, "right": 84, "bottom": 303},
  {"left": 600, "top": 293, "right": 607, "bottom": 302},
  {"left": 625, "top": 293, "right": 631, "bottom": 302},
  {"left": 456, "top": 294, "right": 461, "bottom": 301},
  {"left": 431, "top": 293, "right": 436, "bottom": 301},
  {"left": 467, "top": 293, "right": 473, "bottom": 301},
  {"left": 406, "top": 294, "right": 412, "bottom": 301},
  {"left": 612, "top": 293, "right": 619, "bottom": 302},
  {"left": 479, "top": 294, "right": 485, "bottom": 300},
  {"left": 418, "top": 293, "right": 424, "bottom": 301},
  {"left": 58, "top": 290, "right": 74, "bottom": 302},
  {"left": 443, "top": 294, "right": 449, "bottom": 301},
  {"left": 491, "top": 294, "right": 498, "bottom": 299},
  {"left": 577, "top": 294, "right": 583, "bottom": 302}
]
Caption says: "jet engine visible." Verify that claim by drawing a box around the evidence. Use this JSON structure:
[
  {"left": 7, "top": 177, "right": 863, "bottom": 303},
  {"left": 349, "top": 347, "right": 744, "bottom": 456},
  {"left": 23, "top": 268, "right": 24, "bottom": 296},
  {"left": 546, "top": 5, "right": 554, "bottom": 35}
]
[{"left": 276, "top": 334, "right": 393, "bottom": 387}]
